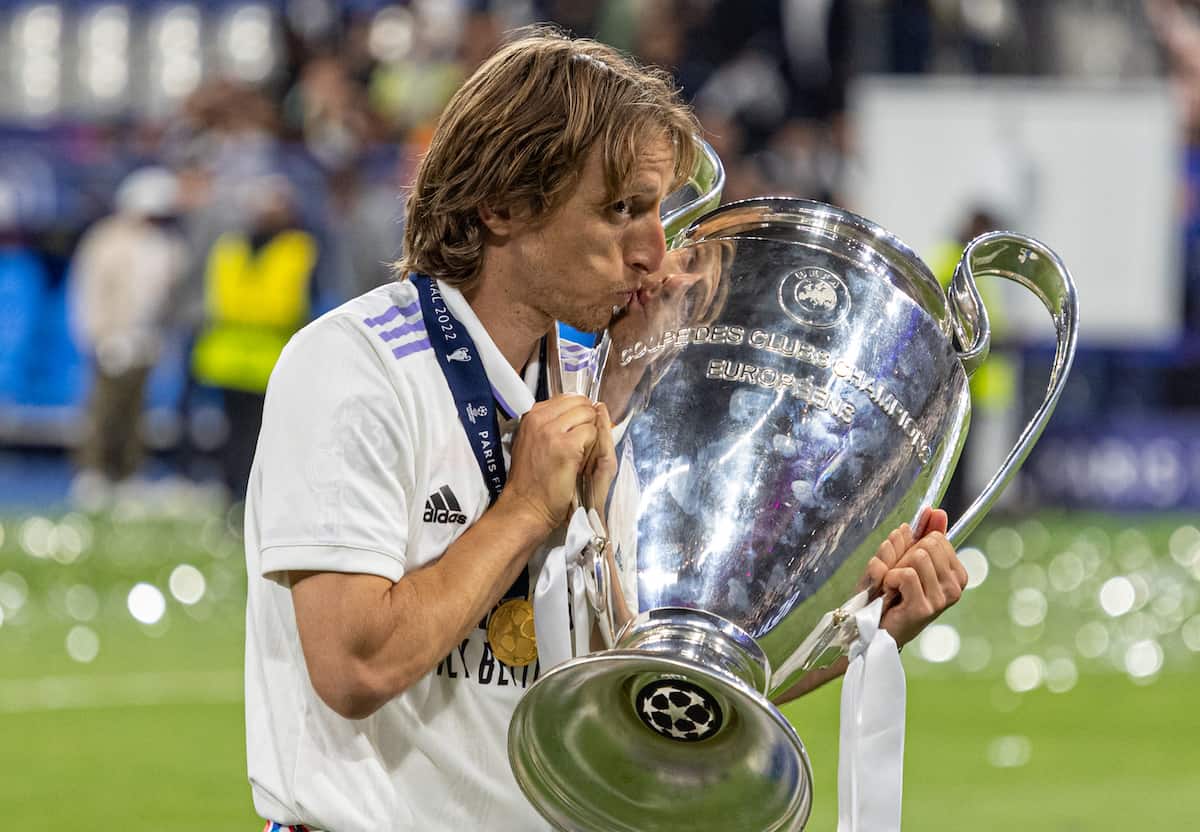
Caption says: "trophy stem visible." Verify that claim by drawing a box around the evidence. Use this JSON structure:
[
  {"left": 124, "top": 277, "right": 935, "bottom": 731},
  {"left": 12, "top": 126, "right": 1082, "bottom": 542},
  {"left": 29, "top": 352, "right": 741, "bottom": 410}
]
[{"left": 615, "top": 607, "right": 771, "bottom": 694}]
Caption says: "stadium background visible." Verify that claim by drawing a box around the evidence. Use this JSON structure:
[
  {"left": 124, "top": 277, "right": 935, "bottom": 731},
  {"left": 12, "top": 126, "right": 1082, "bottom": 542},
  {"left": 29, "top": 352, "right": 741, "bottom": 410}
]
[{"left": 1, "top": 0, "right": 1198, "bottom": 828}]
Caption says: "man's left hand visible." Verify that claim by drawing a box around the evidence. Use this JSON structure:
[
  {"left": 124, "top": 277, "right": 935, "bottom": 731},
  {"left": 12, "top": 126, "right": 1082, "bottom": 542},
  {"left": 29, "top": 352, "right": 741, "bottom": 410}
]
[
  {"left": 773, "top": 508, "right": 969, "bottom": 704},
  {"left": 864, "top": 508, "right": 969, "bottom": 648}
]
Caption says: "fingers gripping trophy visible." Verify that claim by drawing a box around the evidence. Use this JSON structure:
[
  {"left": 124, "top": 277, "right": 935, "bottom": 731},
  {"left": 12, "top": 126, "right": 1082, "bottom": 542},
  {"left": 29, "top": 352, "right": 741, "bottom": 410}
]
[{"left": 508, "top": 138, "right": 1079, "bottom": 831}]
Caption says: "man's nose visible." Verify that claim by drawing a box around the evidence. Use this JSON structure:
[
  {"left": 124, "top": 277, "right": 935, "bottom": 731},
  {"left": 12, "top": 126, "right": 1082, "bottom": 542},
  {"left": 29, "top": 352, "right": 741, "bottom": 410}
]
[{"left": 627, "top": 217, "right": 667, "bottom": 276}]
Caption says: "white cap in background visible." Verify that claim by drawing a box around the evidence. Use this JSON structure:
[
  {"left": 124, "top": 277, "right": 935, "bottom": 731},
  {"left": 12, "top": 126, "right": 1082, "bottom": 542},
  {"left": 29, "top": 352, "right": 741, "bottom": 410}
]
[{"left": 114, "top": 166, "right": 179, "bottom": 218}]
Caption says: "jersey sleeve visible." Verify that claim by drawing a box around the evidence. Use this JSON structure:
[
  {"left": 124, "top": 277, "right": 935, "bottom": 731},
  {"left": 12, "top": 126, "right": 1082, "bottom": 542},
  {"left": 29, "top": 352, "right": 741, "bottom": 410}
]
[{"left": 253, "top": 314, "right": 416, "bottom": 582}]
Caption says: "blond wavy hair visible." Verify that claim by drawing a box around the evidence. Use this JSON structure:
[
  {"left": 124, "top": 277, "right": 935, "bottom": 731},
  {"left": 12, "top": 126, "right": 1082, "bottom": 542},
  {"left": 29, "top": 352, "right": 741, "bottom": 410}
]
[{"left": 398, "top": 27, "right": 699, "bottom": 287}]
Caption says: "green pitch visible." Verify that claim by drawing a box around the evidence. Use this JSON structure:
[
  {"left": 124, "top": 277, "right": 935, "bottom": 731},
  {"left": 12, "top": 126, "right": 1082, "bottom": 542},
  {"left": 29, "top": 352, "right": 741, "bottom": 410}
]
[{"left": 1, "top": 507, "right": 1198, "bottom": 829}]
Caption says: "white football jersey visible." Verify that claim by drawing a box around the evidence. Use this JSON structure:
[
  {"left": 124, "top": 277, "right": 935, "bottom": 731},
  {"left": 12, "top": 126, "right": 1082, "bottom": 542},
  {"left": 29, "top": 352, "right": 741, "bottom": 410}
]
[{"left": 244, "top": 278, "right": 582, "bottom": 831}]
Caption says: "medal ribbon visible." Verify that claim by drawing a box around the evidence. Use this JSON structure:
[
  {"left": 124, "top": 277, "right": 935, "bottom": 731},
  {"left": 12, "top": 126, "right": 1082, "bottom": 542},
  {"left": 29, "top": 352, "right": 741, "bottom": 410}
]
[{"left": 413, "top": 274, "right": 542, "bottom": 601}]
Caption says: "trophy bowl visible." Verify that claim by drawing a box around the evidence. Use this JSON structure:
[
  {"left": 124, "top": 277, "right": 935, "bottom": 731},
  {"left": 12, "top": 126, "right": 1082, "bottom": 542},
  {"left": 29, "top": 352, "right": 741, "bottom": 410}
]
[{"left": 509, "top": 197, "right": 1079, "bottom": 831}]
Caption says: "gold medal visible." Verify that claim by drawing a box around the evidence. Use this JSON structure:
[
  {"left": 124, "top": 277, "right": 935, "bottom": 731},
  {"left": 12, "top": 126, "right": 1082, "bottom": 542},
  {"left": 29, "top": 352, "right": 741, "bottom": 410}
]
[{"left": 487, "top": 598, "right": 538, "bottom": 667}]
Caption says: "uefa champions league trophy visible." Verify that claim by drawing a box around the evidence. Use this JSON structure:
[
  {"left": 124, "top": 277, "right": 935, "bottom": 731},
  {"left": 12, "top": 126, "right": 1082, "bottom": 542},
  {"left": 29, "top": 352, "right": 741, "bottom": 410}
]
[{"left": 508, "top": 181, "right": 1079, "bottom": 828}]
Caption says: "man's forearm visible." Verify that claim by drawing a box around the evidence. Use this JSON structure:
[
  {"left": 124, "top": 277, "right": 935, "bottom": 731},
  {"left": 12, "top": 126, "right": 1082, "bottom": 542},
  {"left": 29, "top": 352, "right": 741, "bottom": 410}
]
[
  {"left": 398, "top": 492, "right": 555, "bottom": 652},
  {"left": 292, "top": 493, "right": 554, "bottom": 718}
]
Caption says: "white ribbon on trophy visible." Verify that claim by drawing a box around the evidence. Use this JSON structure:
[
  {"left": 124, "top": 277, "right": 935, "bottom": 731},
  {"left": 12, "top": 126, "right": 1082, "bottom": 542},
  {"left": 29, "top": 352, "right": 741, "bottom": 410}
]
[
  {"left": 772, "top": 590, "right": 907, "bottom": 832},
  {"left": 532, "top": 506, "right": 596, "bottom": 672},
  {"left": 836, "top": 595, "right": 906, "bottom": 832}
]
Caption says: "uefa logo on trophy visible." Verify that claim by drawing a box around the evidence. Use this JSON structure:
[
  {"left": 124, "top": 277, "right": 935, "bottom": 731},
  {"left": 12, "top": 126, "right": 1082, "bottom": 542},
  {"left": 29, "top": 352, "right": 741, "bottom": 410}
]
[{"left": 778, "top": 266, "right": 852, "bottom": 329}]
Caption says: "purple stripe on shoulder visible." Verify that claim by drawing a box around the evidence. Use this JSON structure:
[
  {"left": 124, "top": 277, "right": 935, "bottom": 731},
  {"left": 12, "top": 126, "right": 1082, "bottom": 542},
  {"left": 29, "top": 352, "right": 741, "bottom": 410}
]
[
  {"left": 379, "top": 319, "right": 425, "bottom": 341},
  {"left": 392, "top": 338, "right": 431, "bottom": 359},
  {"left": 363, "top": 306, "right": 401, "bottom": 328},
  {"left": 363, "top": 301, "right": 419, "bottom": 328}
]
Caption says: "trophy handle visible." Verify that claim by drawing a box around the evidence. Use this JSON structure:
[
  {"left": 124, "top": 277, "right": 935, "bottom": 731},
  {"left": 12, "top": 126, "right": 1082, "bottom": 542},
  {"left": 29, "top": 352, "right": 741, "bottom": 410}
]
[
  {"left": 945, "top": 231, "right": 1080, "bottom": 546},
  {"left": 662, "top": 136, "right": 725, "bottom": 247}
]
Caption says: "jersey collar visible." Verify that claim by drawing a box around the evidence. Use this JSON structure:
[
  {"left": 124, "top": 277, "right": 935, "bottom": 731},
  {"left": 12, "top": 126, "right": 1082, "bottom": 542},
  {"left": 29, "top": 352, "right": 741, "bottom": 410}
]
[{"left": 438, "top": 280, "right": 538, "bottom": 419}]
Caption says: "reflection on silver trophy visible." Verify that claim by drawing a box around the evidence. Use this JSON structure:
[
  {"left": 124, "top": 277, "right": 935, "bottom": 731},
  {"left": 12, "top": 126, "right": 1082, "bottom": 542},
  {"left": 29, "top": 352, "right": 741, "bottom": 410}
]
[{"left": 509, "top": 196, "right": 1079, "bottom": 831}]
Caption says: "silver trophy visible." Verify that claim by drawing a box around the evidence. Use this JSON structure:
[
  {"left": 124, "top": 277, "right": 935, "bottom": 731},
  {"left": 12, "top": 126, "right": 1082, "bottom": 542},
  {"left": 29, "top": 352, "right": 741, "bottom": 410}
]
[{"left": 509, "top": 197, "right": 1079, "bottom": 831}]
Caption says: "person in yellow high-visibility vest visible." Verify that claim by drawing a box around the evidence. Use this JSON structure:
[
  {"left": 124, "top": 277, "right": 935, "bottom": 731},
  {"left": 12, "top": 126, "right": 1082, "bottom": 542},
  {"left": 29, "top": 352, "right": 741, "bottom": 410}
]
[{"left": 191, "top": 178, "right": 320, "bottom": 497}]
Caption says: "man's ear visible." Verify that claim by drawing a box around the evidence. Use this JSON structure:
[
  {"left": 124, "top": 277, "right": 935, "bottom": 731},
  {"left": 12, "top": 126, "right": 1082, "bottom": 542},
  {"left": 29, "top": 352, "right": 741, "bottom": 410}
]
[{"left": 478, "top": 203, "right": 518, "bottom": 237}]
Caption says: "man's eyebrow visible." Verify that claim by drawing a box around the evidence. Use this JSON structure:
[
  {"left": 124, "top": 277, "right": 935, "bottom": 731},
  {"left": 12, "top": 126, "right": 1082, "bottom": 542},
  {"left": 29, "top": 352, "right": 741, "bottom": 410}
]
[{"left": 623, "top": 177, "right": 667, "bottom": 197}]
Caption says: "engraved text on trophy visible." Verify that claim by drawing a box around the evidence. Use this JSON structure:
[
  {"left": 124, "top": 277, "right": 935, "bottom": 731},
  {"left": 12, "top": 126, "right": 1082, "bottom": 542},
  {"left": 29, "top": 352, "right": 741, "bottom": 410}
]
[{"left": 618, "top": 325, "right": 932, "bottom": 462}]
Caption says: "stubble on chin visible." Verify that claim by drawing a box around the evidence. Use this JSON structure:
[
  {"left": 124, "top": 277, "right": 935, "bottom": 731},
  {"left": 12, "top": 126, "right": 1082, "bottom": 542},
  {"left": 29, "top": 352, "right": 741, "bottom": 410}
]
[
  {"left": 564, "top": 302, "right": 619, "bottom": 335},
  {"left": 538, "top": 289, "right": 613, "bottom": 335}
]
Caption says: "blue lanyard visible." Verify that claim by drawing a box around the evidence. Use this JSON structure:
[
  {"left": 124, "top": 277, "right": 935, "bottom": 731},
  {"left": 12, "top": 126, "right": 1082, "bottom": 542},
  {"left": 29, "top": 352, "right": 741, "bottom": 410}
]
[
  {"left": 414, "top": 274, "right": 507, "bottom": 501},
  {"left": 413, "top": 274, "right": 545, "bottom": 599}
]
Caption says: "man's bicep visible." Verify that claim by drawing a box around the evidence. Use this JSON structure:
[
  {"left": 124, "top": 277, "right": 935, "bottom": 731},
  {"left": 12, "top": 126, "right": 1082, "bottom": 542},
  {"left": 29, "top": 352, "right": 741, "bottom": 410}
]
[
  {"left": 288, "top": 569, "right": 399, "bottom": 714},
  {"left": 290, "top": 570, "right": 394, "bottom": 648}
]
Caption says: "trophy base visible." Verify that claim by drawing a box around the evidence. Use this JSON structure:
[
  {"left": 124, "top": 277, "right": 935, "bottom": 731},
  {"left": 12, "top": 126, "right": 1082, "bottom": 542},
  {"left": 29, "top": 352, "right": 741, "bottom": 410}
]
[{"left": 508, "top": 612, "right": 813, "bottom": 831}]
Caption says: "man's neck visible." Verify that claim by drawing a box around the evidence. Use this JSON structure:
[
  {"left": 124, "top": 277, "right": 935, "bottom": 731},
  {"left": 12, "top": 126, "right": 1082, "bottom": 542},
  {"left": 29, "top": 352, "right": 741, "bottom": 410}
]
[{"left": 462, "top": 273, "right": 551, "bottom": 372}]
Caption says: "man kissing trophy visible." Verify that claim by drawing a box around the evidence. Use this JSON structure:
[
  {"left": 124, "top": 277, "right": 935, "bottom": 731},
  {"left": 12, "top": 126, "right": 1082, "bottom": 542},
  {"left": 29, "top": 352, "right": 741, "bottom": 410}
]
[{"left": 508, "top": 138, "right": 1079, "bottom": 831}]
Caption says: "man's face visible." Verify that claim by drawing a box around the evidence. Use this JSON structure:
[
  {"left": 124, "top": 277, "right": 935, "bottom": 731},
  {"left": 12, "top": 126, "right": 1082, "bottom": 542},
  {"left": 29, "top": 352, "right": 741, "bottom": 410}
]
[{"left": 507, "top": 135, "right": 676, "bottom": 334}]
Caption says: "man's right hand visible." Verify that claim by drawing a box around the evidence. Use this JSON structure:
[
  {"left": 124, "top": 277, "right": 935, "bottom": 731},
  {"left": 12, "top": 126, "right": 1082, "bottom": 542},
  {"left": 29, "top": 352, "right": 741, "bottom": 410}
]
[{"left": 499, "top": 394, "right": 602, "bottom": 532}]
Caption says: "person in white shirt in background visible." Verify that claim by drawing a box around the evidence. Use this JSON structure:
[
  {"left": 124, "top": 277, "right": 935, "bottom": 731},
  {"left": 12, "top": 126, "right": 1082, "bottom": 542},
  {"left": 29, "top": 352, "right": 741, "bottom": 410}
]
[
  {"left": 70, "top": 166, "right": 190, "bottom": 506},
  {"left": 242, "top": 27, "right": 966, "bottom": 832}
]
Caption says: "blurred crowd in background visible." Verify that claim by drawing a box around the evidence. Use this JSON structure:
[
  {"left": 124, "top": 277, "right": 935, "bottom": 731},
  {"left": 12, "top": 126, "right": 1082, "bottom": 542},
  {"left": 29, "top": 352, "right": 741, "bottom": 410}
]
[{"left": 0, "top": 0, "right": 1197, "bottom": 511}]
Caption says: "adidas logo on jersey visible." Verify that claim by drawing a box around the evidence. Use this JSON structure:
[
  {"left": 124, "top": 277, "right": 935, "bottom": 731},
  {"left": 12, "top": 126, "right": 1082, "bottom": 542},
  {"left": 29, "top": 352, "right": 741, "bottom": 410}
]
[{"left": 424, "top": 484, "right": 467, "bottom": 525}]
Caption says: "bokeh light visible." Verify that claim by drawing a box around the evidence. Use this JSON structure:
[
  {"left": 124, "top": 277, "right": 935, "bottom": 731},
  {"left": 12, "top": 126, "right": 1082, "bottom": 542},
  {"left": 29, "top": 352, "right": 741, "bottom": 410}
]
[
  {"left": 957, "top": 636, "right": 992, "bottom": 672},
  {"left": 153, "top": 4, "right": 203, "bottom": 104},
  {"left": 368, "top": 6, "right": 414, "bottom": 63},
  {"left": 220, "top": 4, "right": 277, "bottom": 83},
  {"left": 65, "top": 584, "right": 100, "bottom": 622},
  {"left": 918, "top": 623, "right": 961, "bottom": 663},
  {"left": 958, "top": 547, "right": 989, "bottom": 589},
  {"left": 52, "top": 521, "right": 85, "bottom": 564},
  {"left": 1168, "top": 525, "right": 1200, "bottom": 568},
  {"left": 168, "top": 565, "right": 207, "bottom": 606},
  {"left": 0, "top": 571, "right": 29, "bottom": 613},
  {"left": 1048, "top": 551, "right": 1085, "bottom": 593},
  {"left": 985, "top": 527, "right": 1023, "bottom": 568},
  {"left": 1045, "top": 657, "right": 1079, "bottom": 693},
  {"left": 20, "top": 516, "right": 54, "bottom": 559},
  {"left": 1018, "top": 520, "right": 1051, "bottom": 559},
  {"left": 127, "top": 583, "right": 166, "bottom": 625},
  {"left": 13, "top": 4, "right": 63, "bottom": 117},
  {"left": 1151, "top": 580, "right": 1183, "bottom": 617},
  {"left": 1005, "top": 655, "right": 1045, "bottom": 693},
  {"left": 1009, "top": 588, "right": 1048, "bottom": 628},
  {"left": 1124, "top": 639, "right": 1164, "bottom": 680},
  {"left": 1181, "top": 616, "right": 1200, "bottom": 652},
  {"left": 79, "top": 4, "right": 131, "bottom": 107},
  {"left": 1010, "top": 563, "right": 1047, "bottom": 592},
  {"left": 1075, "top": 621, "right": 1111, "bottom": 658},
  {"left": 1099, "top": 576, "right": 1136, "bottom": 617},
  {"left": 66, "top": 625, "right": 100, "bottom": 663},
  {"left": 987, "top": 735, "right": 1032, "bottom": 768}
]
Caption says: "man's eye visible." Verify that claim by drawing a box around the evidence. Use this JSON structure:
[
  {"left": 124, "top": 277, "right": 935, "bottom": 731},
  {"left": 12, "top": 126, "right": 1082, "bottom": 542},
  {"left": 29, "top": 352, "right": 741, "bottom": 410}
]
[{"left": 611, "top": 199, "right": 631, "bottom": 216}]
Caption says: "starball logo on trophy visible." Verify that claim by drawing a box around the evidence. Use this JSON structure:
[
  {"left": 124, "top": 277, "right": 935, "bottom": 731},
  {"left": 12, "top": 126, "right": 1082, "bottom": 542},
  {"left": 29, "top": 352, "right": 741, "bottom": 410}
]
[{"left": 507, "top": 140, "right": 1079, "bottom": 831}]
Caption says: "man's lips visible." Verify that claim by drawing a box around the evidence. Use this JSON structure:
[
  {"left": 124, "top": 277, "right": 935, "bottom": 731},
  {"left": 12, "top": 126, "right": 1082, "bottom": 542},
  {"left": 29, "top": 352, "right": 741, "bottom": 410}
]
[
  {"left": 615, "top": 288, "right": 652, "bottom": 308},
  {"left": 613, "top": 289, "right": 637, "bottom": 311}
]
